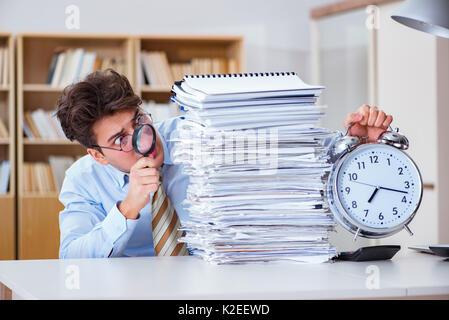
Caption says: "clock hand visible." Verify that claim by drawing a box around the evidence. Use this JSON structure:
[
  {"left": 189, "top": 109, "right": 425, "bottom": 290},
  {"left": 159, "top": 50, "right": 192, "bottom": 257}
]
[
  {"left": 351, "top": 180, "right": 409, "bottom": 194},
  {"left": 350, "top": 180, "right": 377, "bottom": 188},
  {"left": 379, "top": 186, "right": 408, "bottom": 194},
  {"left": 367, "top": 187, "right": 379, "bottom": 203}
]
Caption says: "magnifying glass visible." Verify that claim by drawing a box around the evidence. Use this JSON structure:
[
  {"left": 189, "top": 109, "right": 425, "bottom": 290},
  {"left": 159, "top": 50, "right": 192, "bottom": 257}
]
[{"left": 132, "top": 123, "right": 157, "bottom": 157}]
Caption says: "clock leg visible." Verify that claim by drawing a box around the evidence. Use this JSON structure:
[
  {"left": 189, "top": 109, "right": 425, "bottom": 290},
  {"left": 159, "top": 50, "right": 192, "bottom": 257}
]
[
  {"left": 404, "top": 225, "right": 414, "bottom": 236},
  {"left": 353, "top": 228, "right": 361, "bottom": 242}
]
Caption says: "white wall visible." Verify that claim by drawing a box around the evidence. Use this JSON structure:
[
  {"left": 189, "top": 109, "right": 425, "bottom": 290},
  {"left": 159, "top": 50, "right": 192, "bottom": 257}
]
[
  {"left": 374, "top": 2, "right": 437, "bottom": 251},
  {"left": 311, "top": 0, "right": 449, "bottom": 251},
  {"left": 0, "top": 0, "right": 339, "bottom": 83}
]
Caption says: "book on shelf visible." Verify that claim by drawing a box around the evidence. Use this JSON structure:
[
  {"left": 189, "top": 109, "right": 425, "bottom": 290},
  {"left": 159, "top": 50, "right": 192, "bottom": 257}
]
[
  {"left": 47, "top": 48, "right": 125, "bottom": 88},
  {"left": 141, "top": 51, "right": 174, "bottom": 88},
  {"left": 170, "top": 62, "right": 194, "bottom": 83},
  {"left": 24, "top": 162, "right": 55, "bottom": 193},
  {"left": 191, "top": 58, "right": 228, "bottom": 75},
  {"left": 24, "top": 156, "right": 76, "bottom": 194},
  {"left": 139, "top": 51, "right": 236, "bottom": 86},
  {"left": 0, "top": 46, "right": 8, "bottom": 86},
  {"left": 141, "top": 100, "right": 180, "bottom": 121},
  {"left": 48, "top": 156, "right": 76, "bottom": 193},
  {"left": 23, "top": 108, "right": 66, "bottom": 140},
  {"left": 0, "top": 160, "right": 10, "bottom": 194}
]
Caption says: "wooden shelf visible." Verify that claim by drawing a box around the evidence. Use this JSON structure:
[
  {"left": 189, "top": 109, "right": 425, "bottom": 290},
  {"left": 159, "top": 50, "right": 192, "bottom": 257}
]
[
  {"left": 310, "top": 0, "right": 398, "bottom": 19},
  {"left": 22, "top": 84, "right": 64, "bottom": 92},
  {"left": 23, "top": 138, "right": 77, "bottom": 145},
  {"left": 0, "top": 137, "right": 10, "bottom": 144},
  {"left": 0, "top": 192, "right": 13, "bottom": 197},
  {"left": 22, "top": 192, "right": 59, "bottom": 198},
  {"left": 16, "top": 33, "right": 135, "bottom": 260},
  {"left": 14, "top": 33, "right": 244, "bottom": 260},
  {"left": 140, "top": 85, "right": 172, "bottom": 93},
  {"left": 18, "top": 194, "right": 63, "bottom": 260},
  {"left": 0, "top": 194, "right": 14, "bottom": 260},
  {"left": 135, "top": 35, "right": 243, "bottom": 104},
  {"left": 0, "top": 33, "right": 14, "bottom": 260}
]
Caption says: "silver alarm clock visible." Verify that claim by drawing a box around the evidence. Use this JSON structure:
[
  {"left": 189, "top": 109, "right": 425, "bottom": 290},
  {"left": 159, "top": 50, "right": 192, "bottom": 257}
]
[{"left": 327, "top": 124, "right": 423, "bottom": 240}]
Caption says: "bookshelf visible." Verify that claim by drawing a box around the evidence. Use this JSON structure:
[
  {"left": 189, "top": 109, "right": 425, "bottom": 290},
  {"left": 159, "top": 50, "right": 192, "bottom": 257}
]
[
  {"left": 134, "top": 35, "right": 244, "bottom": 120},
  {"left": 15, "top": 33, "right": 243, "bottom": 260},
  {"left": 0, "top": 33, "right": 15, "bottom": 260},
  {"left": 16, "top": 33, "right": 134, "bottom": 259}
]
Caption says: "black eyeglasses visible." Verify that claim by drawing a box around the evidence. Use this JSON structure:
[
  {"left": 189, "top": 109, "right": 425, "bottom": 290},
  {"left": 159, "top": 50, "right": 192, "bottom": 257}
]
[{"left": 91, "top": 112, "right": 153, "bottom": 152}]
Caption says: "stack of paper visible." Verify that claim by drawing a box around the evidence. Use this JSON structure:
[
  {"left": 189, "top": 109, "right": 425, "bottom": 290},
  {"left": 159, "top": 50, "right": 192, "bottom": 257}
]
[{"left": 169, "top": 72, "right": 338, "bottom": 264}]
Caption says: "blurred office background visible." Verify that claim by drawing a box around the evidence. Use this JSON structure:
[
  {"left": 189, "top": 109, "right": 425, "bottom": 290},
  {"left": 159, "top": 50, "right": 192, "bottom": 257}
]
[{"left": 0, "top": 0, "right": 447, "bottom": 259}]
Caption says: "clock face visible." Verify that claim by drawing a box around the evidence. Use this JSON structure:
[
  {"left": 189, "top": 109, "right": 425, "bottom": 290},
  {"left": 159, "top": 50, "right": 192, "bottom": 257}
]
[{"left": 335, "top": 144, "right": 422, "bottom": 230}]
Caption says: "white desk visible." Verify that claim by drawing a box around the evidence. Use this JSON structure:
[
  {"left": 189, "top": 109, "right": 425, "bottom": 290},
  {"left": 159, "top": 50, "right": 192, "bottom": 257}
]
[{"left": 0, "top": 251, "right": 448, "bottom": 300}]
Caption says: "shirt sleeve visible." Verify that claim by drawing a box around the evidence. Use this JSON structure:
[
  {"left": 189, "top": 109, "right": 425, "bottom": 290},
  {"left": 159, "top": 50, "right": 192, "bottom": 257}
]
[{"left": 58, "top": 176, "right": 139, "bottom": 259}]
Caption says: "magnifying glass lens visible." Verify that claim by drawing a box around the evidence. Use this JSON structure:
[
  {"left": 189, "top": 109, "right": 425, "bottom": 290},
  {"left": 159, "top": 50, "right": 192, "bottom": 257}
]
[{"left": 132, "top": 124, "right": 156, "bottom": 156}]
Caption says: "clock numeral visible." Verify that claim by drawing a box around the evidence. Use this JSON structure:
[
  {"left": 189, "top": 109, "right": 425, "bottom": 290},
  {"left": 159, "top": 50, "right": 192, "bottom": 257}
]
[
  {"left": 369, "top": 156, "right": 379, "bottom": 164},
  {"left": 387, "top": 158, "right": 391, "bottom": 166},
  {"left": 378, "top": 212, "right": 384, "bottom": 220},
  {"left": 398, "top": 167, "right": 404, "bottom": 175},
  {"left": 345, "top": 187, "right": 350, "bottom": 194},
  {"left": 402, "top": 196, "right": 407, "bottom": 203},
  {"left": 404, "top": 181, "right": 410, "bottom": 189},
  {"left": 357, "top": 162, "right": 366, "bottom": 169},
  {"left": 364, "top": 209, "right": 369, "bottom": 217},
  {"left": 393, "top": 207, "right": 398, "bottom": 215},
  {"left": 352, "top": 201, "right": 357, "bottom": 208},
  {"left": 348, "top": 173, "right": 358, "bottom": 181}
]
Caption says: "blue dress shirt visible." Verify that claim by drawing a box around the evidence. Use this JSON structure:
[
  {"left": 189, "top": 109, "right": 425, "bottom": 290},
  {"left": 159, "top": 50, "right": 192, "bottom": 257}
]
[{"left": 58, "top": 116, "right": 190, "bottom": 258}]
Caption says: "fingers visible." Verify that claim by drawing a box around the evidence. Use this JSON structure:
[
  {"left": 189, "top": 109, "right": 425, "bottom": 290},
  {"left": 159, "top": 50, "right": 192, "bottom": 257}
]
[
  {"left": 148, "top": 184, "right": 159, "bottom": 193},
  {"left": 132, "top": 166, "right": 160, "bottom": 185},
  {"left": 140, "top": 183, "right": 159, "bottom": 194},
  {"left": 345, "top": 104, "right": 388, "bottom": 129},
  {"left": 133, "top": 156, "right": 157, "bottom": 170},
  {"left": 135, "top": 167, "right": 158, "bottom": 177},
  {"left": 356, "top": 105, "right": 392, "bottom": 129},
  {"left": 343, "top": 112, "right": 362, "bottom": 128},
  {"left": 367, "top": 106, "right": 378, "bottom": 126},
  {"left": 357, "top": 104, "right": 370, "bottom": 126},
  {"left": 129, "top": 157, "right": 160, "bottom": 188},
  {"left": 122, "top": 156, "right": 161, "bottom": 217},
  {"left": 383, "top": 115, "right": 393, "bottom": 129},
  {"left": 132, "top": 183, "right": 159, "bottom": 200},
  {"left": 375, "top": 110, "right": 386, "bottom": 128},
  {"left": 138, "top": 175, "right": 160, "bottom": 185}
]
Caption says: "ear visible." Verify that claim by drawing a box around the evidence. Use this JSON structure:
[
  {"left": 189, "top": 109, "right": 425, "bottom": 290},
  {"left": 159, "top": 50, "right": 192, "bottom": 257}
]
[{"left": 87, "top": 148, "right": 109, "bottom": 166}]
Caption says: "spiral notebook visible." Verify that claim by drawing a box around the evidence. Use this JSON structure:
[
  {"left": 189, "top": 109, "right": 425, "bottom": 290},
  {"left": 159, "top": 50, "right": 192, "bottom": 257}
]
[{"left": 172, "top": 72, "right": 324, "bottom": 103}]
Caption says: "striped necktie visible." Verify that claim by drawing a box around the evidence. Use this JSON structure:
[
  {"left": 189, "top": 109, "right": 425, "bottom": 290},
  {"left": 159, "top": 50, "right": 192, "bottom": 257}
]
[{"left": 151, "top": 172, "right": 188, "bottom": 256}]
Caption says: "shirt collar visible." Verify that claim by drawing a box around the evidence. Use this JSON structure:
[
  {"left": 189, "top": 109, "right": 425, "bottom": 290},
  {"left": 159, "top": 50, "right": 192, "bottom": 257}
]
[{"left": 106, "top": 163, "right": 129, "bottom": 189}]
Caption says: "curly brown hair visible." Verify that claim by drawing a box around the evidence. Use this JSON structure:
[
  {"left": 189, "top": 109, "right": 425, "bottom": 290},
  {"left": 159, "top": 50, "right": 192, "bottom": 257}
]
[{"left": 56, "top": 69, "right": 142, "bottom": 149}]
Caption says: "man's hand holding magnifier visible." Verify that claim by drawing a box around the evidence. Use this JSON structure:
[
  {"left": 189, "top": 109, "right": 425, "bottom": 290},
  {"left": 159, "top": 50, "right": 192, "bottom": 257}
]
[
  {"left": 118, "top": 116, "right": 160, "bottom": 220},
  {"left": 119, "top": 156, "right": 160, "bottom": 220}
]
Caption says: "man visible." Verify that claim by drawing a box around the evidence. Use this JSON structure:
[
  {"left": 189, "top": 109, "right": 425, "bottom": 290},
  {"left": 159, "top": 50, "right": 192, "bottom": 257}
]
[{"left": 56, "top": 69, "right": 392, "bottom": 259}]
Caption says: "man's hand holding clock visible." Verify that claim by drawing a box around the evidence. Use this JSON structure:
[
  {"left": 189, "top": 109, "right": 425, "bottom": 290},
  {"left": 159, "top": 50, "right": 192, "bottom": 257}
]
[{"left": 343, "top": 104, "right": 393, "bottom": 143}]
